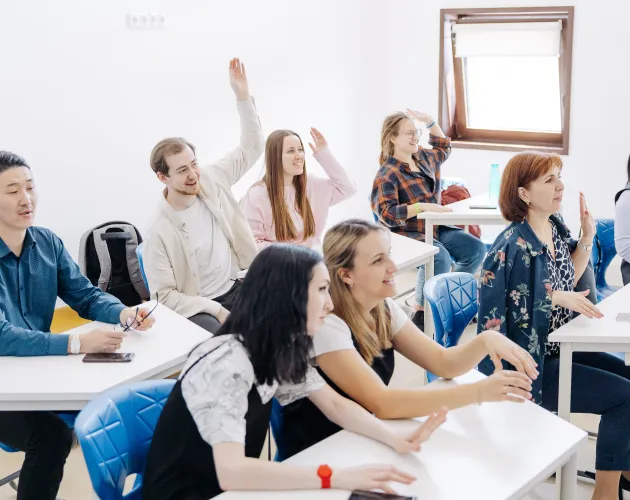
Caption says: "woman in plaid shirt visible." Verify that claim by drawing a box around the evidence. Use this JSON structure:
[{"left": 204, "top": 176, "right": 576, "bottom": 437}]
[{"left": 370, "top": 110, "right": 487, "bottom": 326}]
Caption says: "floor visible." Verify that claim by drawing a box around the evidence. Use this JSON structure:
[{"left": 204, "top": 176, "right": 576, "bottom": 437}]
[{"left": 0, "top": 258, "right": 625, "bottom": 499}]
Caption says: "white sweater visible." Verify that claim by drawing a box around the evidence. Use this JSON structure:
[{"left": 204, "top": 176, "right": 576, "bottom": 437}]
[{"left": 144, "top": 97, "right": 264, "bottom": 319}]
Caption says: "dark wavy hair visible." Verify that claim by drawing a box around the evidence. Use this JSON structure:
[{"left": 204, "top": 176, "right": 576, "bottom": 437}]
[
  {"left": 0, "top": 151, "right": 30, "bottom": 175},
  {"left": 215, "top": 244, "right": 323, "bottom": 386}
]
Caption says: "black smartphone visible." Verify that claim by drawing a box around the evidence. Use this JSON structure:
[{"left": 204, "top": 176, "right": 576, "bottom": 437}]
[
  {"left": 82, "top": 353, "right": 135, "bottom": 363},
  {"left": 349, "top": 491, "right": 416, "bottom": 500}
]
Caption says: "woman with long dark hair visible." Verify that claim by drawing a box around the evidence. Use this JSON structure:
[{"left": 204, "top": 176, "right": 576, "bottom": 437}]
[
  {"left": 241, "top": 128, "right": 356, "bottom": 249},
  {"left": 143, "top": 244, "right": 446, "bottom": 500}
]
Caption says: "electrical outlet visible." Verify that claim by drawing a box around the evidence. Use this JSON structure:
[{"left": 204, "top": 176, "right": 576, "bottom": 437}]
[{"left": 127, "top": 12, "right": 166, "bottom": 30}]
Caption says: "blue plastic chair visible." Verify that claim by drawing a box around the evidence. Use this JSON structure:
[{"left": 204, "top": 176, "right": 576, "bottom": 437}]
[
  {"left": 135, "top": 243, "right": 149, "bottom": 292},
  {"left": 423, "top": 272, "right": 478, "bottom": 382},
  {"left": 0, "top": 413, "right": 76, "bottom": 491},
  {"left": 591, "top": 219, "right": 620, "bottom": 301},
  {"left": 74, "top": 379, "right": 175, "bottom": 500},
  {"left": 269, "top": 398, "right": 286, "bottom": 462}
]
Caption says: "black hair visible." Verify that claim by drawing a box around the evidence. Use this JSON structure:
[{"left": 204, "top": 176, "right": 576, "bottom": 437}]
[
  {"left": 0, "top": 151, "right": 30, "bottom": 175},
  {"left": 215, "top": 244, "right": 323, "bottom": 386}
]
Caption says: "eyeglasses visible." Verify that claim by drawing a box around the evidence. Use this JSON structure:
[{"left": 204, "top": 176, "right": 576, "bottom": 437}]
[
  {"left": 119, "top": 293, "right": 159, "bottom": 332},
  {"left": 400, "top": 129, "right": 423, "bottom": 139}
]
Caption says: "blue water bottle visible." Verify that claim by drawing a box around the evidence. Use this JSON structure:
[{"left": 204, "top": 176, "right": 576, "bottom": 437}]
[{"left": 489, "top": 163, "right": 501, "bottom": 205}]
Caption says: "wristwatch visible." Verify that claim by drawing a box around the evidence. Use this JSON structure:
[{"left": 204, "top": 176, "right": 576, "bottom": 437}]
[
  {"left": 317, "top": 464, "right": 333, "bottom": 489},
  {"left": 70, "top": 333, "right": 81, "bottom": 355}
]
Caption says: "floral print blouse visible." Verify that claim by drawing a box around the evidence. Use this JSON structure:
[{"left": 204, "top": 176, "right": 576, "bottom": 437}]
[{"left": 476, "top": 215, "right": 578, "bottom": 404}]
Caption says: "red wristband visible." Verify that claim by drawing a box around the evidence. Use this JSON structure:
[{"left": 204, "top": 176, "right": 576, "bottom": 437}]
[{"left": 317, "top": 464, "right": 332, "bottom": 489}]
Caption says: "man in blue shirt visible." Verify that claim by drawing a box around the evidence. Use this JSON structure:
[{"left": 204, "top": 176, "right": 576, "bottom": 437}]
[{"left": 0, "top": 151, "right": 155, "bottom": 500}]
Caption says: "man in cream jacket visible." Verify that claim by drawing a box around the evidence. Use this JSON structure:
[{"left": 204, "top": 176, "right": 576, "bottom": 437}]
[{"left": 144, "top": 58, "right": 263, "bottom": 333}]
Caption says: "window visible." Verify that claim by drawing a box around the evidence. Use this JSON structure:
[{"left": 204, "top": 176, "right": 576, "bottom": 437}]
[{"left": 439, "top": 7, "right": 574, "bottom": 154}]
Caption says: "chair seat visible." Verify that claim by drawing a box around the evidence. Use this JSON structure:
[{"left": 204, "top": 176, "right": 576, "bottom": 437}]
[{"left": 596, "top": 285, "right": 620, "bottom": 302}]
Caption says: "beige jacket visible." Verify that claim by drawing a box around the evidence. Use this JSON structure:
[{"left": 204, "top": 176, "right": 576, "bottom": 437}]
[{"left": 144, "top": 97, "right": 263, "bottom": 319}]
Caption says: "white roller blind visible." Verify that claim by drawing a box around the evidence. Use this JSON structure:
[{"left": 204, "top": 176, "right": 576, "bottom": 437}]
[{"left": 453, "top": 21, "right": 562, "bottom": 57}]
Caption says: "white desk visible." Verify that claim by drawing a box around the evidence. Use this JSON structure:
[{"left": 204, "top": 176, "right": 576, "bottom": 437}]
[
  {"left": 548, "top": 284, "right": 630, "bottom": 421},
  {"left": 0, "top": 304, "right": 211, "bottom": 411},
  {"left": 217, "top": 371, "right": 586, "bottom": 500},
  {"left": 389, "top": 232, "right": 439, "bottom": 338},
  {"left": 416, "top": 193, "right": 507, "bottom": 284}
]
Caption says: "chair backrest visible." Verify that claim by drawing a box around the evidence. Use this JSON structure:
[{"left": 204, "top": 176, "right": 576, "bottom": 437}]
[
  {"left": 75, "top": 379, "right": 175, "bottom": 500},
  {"left": 135, "top": 243, "right": 149, "bottom": 291},
  {"left": 423, "top": 273, "right": 478, "bottom": 382},
  {"left": 424, "top": 272, "right": 478, "bottom": 349},
  {"left": 269, "top": 398, "right": 286, "bottom": 462},
  {"left": 594, "top": 219, "right": 616, "bottom": 288}
]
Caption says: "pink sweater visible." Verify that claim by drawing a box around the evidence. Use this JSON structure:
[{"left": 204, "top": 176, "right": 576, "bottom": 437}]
[{"left": 240, "top": 147, "right": 357, "bottom": 249}]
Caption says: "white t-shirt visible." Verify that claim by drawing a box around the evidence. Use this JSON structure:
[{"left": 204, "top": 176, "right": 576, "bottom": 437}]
[
  {"left": 181, "top": 334, "right": 325, "bottom": 446},
  {"left": 179, "top": 197, "right": 239, "bottom": 299},
  {"left": 312, "top": 298, "right": 409, "bottom": 357}
]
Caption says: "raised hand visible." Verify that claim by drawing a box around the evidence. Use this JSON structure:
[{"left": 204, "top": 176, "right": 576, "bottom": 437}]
[
  {"left": 579, "top": 192, "right": 596, "bottom": 241},
  {"left": 406, "top": 109, "right": 434, "bottom": 124},
  {"left": 229, "top": 58, "right": 249, "bottom": 101},
  {"left": 308, "top": 127, "right": 328, "bottom": 154}
]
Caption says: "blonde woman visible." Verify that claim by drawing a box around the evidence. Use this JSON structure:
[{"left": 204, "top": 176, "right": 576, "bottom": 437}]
[
  {"left": 370, "top": 111, "right": 486, "bottom": 326},
  {"left": 278, "top": 218, "right": 536, "bottom": 460},
  {"left": 241, "top": 128, "right": 356, "bottom": 250}
]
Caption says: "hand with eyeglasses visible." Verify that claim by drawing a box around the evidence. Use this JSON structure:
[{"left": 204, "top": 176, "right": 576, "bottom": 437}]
[{"left": 119, "top": 303, "right": 157, "bottom": 332}]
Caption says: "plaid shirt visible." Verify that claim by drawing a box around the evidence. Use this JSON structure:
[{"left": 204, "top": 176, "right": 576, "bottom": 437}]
[{"left": 370, "top": 135, "right": 451, "bottom": 240}]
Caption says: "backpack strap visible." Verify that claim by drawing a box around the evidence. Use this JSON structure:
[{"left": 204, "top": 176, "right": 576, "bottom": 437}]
[
  {"left": 91, "top": 226, "right": 117, "bottom": 291},
  {"left": 122, "top": 224, "right": 149, "bottom": 300}
]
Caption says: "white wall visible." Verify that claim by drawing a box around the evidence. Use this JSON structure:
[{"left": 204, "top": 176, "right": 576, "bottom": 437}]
[
  {"left": 1, "top": 0, "right": 628, "bottom": 256},
  {"left": 0, "top": 0, "right": 372, "bottom": 258},
  {"left": 383, "top": 0, "right": 630, "bottom": 233}
]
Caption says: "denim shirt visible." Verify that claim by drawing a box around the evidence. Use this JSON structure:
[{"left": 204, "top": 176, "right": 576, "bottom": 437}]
[
  {"left": 476, "top": 215, "right": 577, "bottom": 404},
  {"left": 0, "top": 227, "right": 125, "bottom": 356}
]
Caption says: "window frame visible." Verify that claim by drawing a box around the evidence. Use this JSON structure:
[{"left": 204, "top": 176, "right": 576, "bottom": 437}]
[{"left": 438, "top": 6, "right": 575, "bottom": 154}]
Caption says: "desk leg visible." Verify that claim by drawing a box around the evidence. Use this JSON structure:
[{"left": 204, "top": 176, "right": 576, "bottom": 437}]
[
  {"left": 423, "top": 223, "right": 436, "bottom": 343},
  {"left": 558, "top": 342, "right": 573, "bottom": 421},
  {"left": 558, "top": 452, "right": 578, "bottom": 500},
  {"left": 423, "top": 255, "right": 435, "bottom": 341}
]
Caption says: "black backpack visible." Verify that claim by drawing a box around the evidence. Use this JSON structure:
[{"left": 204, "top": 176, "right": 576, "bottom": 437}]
[{"left": 78, "top": 221, "right": 149, "bottom": 306}]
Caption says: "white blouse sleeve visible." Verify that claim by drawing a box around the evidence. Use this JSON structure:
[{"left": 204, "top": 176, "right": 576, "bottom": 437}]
[
  {"left": 312, "top": 314, "right": 355, "bottom": 356},
  {"left": 386, "top": 298, "right": 409, "bottom": 336},
  {"left": 275, "top": 366, "right": 326, "bottom": 407},
  {"left": 181, "top": 339, "right": 254, "bottom": 446}
]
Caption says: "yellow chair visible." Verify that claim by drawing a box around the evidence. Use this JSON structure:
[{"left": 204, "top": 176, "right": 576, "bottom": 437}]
[{"left": 50, "top": 307, "right": 91, "bottom": 334}]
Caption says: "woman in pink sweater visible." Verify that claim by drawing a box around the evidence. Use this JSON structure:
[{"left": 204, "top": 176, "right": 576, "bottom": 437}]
[{"left": 241, "top": 128, "right": 356, "bottom": 249}]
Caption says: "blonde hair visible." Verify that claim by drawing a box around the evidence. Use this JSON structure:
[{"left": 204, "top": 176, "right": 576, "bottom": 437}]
[
  {"left": 323, "top": 219, "right": 394, "bottom": 365},
  {"left": 379, "top": 112, "right": 411, "bottom": 165}
]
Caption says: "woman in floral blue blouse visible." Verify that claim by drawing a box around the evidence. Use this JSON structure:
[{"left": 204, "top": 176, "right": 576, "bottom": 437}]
[{"left": 477, "top": 151, "right": 630, "bottom": 500}]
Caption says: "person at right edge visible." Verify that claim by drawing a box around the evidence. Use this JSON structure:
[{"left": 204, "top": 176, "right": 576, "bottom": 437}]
[
  {"left": 615, "top": 154, "right": 630, "bottom": 286},
  {"left": 477, "top": 151, "right": 630, "bottom": 500}
]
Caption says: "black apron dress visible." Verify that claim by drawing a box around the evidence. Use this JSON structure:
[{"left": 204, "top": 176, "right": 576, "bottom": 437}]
[
  {"left": 280, "top": 331, "right": 395, "bottom": 460},
  {"left": 143, "top": 346, "right": 272, "bottom": 500}
]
